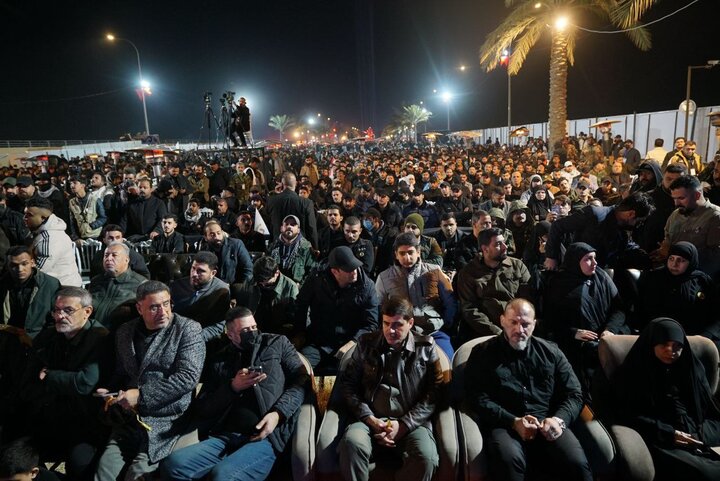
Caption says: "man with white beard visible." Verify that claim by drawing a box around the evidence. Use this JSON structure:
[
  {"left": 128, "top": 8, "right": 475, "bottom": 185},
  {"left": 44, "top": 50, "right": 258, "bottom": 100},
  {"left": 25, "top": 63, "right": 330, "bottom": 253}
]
[{"left": 463, "top": 299, "right": 592, "bottom": 481}]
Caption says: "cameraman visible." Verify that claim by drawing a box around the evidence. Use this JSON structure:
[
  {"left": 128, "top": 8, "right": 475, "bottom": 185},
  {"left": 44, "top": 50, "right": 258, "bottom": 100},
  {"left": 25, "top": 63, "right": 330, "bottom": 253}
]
[{"left": 231, "top": 97, "right": 251, "bottom": 147}]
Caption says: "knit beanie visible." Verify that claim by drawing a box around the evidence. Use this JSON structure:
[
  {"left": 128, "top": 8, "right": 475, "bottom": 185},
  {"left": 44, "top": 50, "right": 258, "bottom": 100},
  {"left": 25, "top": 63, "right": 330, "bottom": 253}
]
[{"left": 404, "top": 213, "right": 425, "bottom": 232}]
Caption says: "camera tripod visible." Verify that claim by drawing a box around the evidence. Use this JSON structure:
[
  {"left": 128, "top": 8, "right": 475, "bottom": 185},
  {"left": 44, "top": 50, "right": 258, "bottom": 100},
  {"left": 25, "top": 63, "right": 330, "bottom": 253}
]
[{"left": 198, "top": 93, "right": 230, "bottom": 149}]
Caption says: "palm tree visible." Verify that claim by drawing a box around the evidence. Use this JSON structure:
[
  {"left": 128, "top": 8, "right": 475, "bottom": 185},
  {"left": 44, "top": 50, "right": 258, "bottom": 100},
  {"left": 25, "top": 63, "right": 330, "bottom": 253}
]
[
  {"left": 479, "top": 0, "right": 655, "bottom": 149},
  {"left": 402, "top": 104, "right": 433, "bottom": 143},
  {"left": 268, "top": 114, "right": 295, "bottom": 141}
]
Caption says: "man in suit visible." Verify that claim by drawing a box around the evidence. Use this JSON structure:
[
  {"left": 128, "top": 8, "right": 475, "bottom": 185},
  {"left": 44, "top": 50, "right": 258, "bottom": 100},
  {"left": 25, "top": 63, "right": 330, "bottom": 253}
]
[
  {"left": 94, "top": 281, "right": 205, "bottom": 481},
  {"left": 265, "top": 172, "right": 318, "bottom": 249}
]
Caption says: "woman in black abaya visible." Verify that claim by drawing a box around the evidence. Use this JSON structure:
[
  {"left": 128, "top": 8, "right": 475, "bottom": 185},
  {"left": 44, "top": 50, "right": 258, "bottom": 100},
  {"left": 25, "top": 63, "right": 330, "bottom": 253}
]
[{"left": 613, "top": 318, "right": 720, "bottom": 480}]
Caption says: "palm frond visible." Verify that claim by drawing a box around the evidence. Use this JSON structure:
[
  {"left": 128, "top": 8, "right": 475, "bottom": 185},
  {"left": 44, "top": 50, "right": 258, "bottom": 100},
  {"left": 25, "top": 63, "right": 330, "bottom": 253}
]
[
  {"left": 623, "top": 24, "right": 652, "bottom": 50},
  {"left": 611, "top": 0, "right": 661, "bottom": 29},
  {"left": 479, "top": 15, "right": 537, "bottom": 71},
  {"left": 508, "top": 23, "right": 544, "bottom": 75},
  {"left": 566, "top": 29, "right": 577, "bottom": 66}
]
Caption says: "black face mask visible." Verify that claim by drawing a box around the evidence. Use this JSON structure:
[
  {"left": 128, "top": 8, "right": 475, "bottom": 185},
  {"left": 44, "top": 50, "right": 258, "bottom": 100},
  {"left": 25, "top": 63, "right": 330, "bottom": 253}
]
[{"left": 239, "top": 329, "right": 260, "bottom": 349}]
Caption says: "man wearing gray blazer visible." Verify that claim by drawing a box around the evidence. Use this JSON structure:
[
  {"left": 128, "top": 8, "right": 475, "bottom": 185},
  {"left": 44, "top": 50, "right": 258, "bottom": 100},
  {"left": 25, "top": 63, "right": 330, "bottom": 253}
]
[{"left": 94, "top": 281, "right": 206, "bottom": 481}]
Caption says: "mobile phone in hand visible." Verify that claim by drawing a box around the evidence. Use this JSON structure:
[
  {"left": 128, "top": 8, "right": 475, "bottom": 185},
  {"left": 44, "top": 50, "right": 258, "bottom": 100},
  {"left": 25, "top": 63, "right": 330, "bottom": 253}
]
[{"left": 248, "top": 366, "right": 263, "bottom": 374}]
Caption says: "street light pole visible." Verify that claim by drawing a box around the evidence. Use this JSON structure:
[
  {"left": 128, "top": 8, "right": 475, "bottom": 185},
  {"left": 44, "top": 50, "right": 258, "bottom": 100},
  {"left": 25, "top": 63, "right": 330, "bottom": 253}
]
[
  {"left": 507, "top": 70, "right": 512, "bottom": 144},
  {"left": 684, "top": 60, "right": 719, "bottom": 140},
  {"left": 446, "top": 102, "right": 450, "bottom": 131},
  {"left": 107, "top": 35, "right": 150, "bottom": 136}
]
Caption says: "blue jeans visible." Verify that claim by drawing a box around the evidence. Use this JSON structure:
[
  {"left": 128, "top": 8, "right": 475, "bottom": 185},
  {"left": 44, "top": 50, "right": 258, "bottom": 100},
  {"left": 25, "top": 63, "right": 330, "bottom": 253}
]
[{"left": 160, "top": 434, "right": 276, "bottom": 481}]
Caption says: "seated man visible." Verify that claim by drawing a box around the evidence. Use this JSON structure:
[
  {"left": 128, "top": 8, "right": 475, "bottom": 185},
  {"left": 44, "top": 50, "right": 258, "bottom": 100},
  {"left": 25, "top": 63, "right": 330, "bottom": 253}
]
[
  {"left": 340, "top": 216, "right": 375, "bottom": 275},
  {"left": 198, "top": 220, "right": 253, "bottom": 285},
  {"left": 90, "top": 224, "right": 150, "bottom": 279},
  {"left": 160, "top": 307, "right": 307, "bottom": 481},
  {"left": 87, "top": 241, "right": 147, "bottom": 329},
  {"left": 94, "top": 281, "right": 205, "bottom": 481},
  {"left": 464, "top": 299, "right": 592, "bottom": 481},
  {"left": 231, "top": 255, "right": 299, "bottom": 337},
  {"left": 151, "top": 214, "right": 185, "bottom": 254},
  {"left": 431, "top": 212, "right": 464, "bottom": 272},
  {"left": 338, "top": 297, "right": 442, "bottom": 481},
  {"left": 8, "top": 287, "right": 109, "bottom": 480},
  {"left": 457, "top": 228, "right": 531, "bottom": 341},
  {"left": 231, "top": 210, "right": 268, "bottom": 254},
  {"left": 24, "top": 196, "right": 82, "bottom": 287},
  {"left": 170, "top": 251, "right": 230, "bottom": 327},
  {"left": 267, "top": 214, "right": 317, "bottom": 284},
  {"left": 375, "top": 233, "right": 456, "bottom": 358},
  {"left": 402, "top": 213, "right": 443, "bottom": 267},
  {"left": 0, "top": 437, "right": 61, "bottom": 481},
  {"left": 295, "top": 246, "right": 379, "bottom": 372}
]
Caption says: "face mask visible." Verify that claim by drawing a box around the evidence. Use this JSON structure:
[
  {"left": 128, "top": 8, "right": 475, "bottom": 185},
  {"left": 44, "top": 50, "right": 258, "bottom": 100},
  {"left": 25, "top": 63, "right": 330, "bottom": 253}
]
[
  {"left": 239, "top": 329, "right": 260, "bottom": 349},
  {"left": 362, "top": 219, "right": 374, "bottom": 232}
]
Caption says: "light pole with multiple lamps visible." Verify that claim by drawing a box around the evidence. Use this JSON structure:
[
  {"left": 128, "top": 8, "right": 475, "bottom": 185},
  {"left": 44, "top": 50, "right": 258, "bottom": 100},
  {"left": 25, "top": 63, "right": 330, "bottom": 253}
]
[
  {"left": 106, "top": 34, "right": 151, "bottom": 136},
  {"left": 683, "top": 60, "right": 719, "bottom": 139}
]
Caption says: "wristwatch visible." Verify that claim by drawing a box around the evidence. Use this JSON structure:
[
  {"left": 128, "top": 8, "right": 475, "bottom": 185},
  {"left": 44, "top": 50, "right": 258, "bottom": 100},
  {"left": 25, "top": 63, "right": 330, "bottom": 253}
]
[{"left": 552, "top": 417, "right": 567, "bottom": 432}]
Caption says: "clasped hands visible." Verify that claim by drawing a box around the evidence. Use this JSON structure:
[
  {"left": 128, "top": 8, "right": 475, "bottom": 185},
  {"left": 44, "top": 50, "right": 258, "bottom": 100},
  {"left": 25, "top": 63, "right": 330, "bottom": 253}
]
[
  {"left": 366, "top": 415, "right": 407, "bottom": 448},
  {"left": 512, "top": 415, "right": 563, "bottom": 442}
]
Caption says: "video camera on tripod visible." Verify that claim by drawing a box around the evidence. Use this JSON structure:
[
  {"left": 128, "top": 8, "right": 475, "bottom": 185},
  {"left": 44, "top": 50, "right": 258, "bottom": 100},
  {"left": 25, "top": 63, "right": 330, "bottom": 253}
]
[
  {"left": 219, "top": 91, "right": 236, "bottom": 108},
  {"left": 203, "top": 91, "right": 213, "bottom": 107}
]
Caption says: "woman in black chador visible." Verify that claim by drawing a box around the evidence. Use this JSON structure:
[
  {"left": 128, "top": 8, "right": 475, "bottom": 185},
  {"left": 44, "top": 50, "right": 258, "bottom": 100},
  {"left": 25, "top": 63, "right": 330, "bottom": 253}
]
[{"left": 613, "top": 318, "right": 720, "bottom": 480}]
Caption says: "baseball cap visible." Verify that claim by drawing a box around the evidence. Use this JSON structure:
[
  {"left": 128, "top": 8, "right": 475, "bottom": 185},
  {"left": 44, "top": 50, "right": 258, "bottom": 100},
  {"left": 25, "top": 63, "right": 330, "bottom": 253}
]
[
  {"left": 439, "top": 181, "right": 450, "bottom": 188},
  {"left": 282, "top": 214, "right": 300, "bottom": 226},
  {"left": 328, "top": 246, "right": 363, "bottom": 273},
  {"left": 564, "top": 161, "right": 573, "bottom": 168},
  {"left": 2, "top": 177, "right": 16, "bottom": 186},
  {"left": 16, "top": 176, "right": 33, "bottom": 187}
]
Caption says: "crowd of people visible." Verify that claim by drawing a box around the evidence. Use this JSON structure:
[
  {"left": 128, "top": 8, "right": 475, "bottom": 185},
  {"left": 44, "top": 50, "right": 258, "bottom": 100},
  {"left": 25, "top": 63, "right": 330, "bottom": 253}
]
[{"left": 0, "top": 132, "right": 719, "bottom": 480}]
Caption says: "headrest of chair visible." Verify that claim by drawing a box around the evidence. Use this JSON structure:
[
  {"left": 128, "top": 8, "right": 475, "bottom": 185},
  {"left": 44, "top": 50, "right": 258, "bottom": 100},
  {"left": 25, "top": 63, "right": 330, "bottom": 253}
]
[
  {"left": 452, "top": 335, "right": 495, "bottom": 369},
  {"left": 599, "top": 335, "right": 719, "bottom": 394}
]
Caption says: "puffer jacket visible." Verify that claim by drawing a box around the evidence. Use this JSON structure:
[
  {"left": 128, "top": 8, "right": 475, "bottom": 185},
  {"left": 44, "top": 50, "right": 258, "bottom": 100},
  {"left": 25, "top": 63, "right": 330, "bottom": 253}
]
[
  {"left": 32, "top": 214, "right": 82, "bottom": 287},
  {"left": 375, "top": 261, "right": 457, "bottom": 334},
  {"left": 339, "top": 330, "right": 443, "bottom": 432}
]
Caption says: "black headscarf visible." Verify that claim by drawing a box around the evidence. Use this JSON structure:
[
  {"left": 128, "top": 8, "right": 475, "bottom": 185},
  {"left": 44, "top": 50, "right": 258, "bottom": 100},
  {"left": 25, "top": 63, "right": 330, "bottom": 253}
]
[
  {"left": 522, "top": 220, "right": 551, "bottom": 266},
  {"left": 527, "top": 186, "right": 552, "bottom": 221},
  {"left": 614, "top": 318, "right": 719, "bottom": 442},
  {"left": 546, "top": 242, "right": 625, "bottom": 336}
]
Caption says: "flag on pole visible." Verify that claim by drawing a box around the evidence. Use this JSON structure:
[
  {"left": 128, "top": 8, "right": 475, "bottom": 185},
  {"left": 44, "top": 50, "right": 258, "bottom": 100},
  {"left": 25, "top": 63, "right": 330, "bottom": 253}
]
[
  {"left": 254, "top": 209, "right": 269, "bottom": 236},
  {"left": 499, "top": 48, "right": 510, "bottom": 67}
]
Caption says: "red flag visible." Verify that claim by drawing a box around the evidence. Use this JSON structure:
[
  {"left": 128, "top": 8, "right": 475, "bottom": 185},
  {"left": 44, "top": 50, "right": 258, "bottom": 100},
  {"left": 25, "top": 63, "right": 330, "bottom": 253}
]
[{"left": 499, "top": 48, "right": 510, "bottom": 67}]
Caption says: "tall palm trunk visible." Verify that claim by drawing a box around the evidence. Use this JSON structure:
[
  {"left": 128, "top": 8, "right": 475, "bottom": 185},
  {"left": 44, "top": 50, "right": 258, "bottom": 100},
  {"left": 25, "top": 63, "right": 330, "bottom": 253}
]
[{"left": 548, "top": 29, "right": 569, "bottom": 149}]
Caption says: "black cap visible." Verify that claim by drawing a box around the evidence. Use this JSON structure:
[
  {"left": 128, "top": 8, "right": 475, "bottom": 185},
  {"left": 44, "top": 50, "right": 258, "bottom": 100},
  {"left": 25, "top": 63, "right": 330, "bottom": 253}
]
[
  {"left": 451, "top": 184, "right": 462, "bottom": 192},
  {"left": 209, "top": 159, "right": 220, "bottom": 165},
  {"left": 412, "top": 188, "right": 424, "bottom": 196},
  {"left": 376, "top": 188, "right": 390, "bottom": 198},
  {"left": 16, "top": 176, "right": 33, "bottom": 187},
  {"left": 439, "top": 181, "right": 450, "bottom": 188},
  {"left": 38, "top": 173, "right": 51, "bottom": 181},
  {"left": 328, "top": 246, "right": 363, "bottom": 273}
]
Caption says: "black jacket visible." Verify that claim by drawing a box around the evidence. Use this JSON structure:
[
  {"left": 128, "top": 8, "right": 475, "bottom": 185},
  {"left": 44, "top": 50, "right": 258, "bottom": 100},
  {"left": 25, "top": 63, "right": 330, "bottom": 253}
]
[
  {"left": 195, "top": 333, "right": 307, "bottom": 453},
  {"left": 295, "top": 266, "right": 379, "bottom": 352},
  {"left": 121, "top": 194, "right": 167, "bottom": 238},
  {"left": 151, "top": 231, "right": 185, "bottom": 254},
  {"left": 465, "top": 335, "right": 583, "bottom": 430},
  {"left": 265, "top": 189, "right": 318, "bottom": 248},
  {"left": 0, "top": 205, "right": 31, "bottom": 246}
]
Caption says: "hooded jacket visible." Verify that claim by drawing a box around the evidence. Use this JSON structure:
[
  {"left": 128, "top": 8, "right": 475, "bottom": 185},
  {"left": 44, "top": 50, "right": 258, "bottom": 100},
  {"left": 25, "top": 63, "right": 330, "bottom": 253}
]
[{"left": 32, "top": 214, "right": 82, "bottom": 287}]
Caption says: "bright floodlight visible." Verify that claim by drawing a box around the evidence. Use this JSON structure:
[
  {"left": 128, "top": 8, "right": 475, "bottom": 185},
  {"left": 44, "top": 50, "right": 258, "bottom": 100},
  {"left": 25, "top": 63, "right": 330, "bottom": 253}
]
[
  {"left": 555, "top": 16, "right": 569, "bottom": 31},
  {"left": 140, "top": 80, "right": 150, "bottom": 89},
  {"left": 534, "top": 2, "right": 542, "bottom": 8},
  {"left": 308, "top": 117, "right": 316, "bottom": 125},
  {"left": 460, "top": 65, "right": 466, "bottom": 71},
  {"left": 441, "top": 91, "right": 452, "bottom": 103},
  {"left": 106, "top": 34, "right": 115, "bottom": 41}
]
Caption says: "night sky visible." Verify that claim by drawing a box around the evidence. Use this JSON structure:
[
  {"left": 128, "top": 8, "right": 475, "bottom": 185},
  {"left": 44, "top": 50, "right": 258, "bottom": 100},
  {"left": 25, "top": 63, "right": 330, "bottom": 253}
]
[{"left": 1, "top": 0, "right": 717, "bottom": 141}]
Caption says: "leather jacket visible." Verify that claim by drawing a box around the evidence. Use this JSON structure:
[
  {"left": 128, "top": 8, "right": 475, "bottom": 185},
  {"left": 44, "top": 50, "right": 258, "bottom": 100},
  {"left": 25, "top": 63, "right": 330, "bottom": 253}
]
[{"left": 339, "top": 330, "right": 443, "bottom": 432}]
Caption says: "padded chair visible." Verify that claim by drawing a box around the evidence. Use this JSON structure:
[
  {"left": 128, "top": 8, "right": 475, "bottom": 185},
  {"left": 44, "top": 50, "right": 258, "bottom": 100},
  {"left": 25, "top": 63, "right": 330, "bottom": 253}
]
[
  {"left": 314, "top": 343, "right": 459, "bottom": 481},
  {"left": 452, "top": 336, "right": 616, "bottom": 481},
  {"left": 595, "top": 334, "right": 719, "bottom": 481}
]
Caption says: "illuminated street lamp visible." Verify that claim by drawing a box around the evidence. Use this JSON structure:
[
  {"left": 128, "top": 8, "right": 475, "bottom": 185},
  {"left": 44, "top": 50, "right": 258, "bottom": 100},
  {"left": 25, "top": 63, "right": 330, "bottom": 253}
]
[
  {"left": 106, "top": 33, "right": 150, "bottom": 136},
  {"left": 555, "top": 16, "right": 569, "bottom": 31}
]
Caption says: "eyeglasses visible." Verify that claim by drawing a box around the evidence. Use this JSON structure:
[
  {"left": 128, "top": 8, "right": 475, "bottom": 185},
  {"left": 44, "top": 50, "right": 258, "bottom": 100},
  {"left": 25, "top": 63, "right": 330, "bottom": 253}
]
[{"left": 51, "top": 306, "right": 83, "bottom": 316}]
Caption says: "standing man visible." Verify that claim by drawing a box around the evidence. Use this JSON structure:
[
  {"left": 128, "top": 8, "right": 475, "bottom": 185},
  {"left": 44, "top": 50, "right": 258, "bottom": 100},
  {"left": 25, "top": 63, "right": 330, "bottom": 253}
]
[
  {"left": 160, "top": 307, "right": 306, "bottom": 481},
  {"left": 464, "top": 299, "right": 592, "bottom": 481},
  {"left": 657, "top": 175, "right": 720, "bottom": 279},
  {"left": 208, "top": 159, "right": 231, "bottom": 198},
  {"left": 265, "top": 172, "right": 318, "bottom": 249},
  {"left": 68, "top": 176, "right": 107, "bottom": 243},
  {"left": 318, "top": 204, "right": 345, "bottom": 260},
  {"left": 94, "top": 281, "right": 205, "bottom": 480},
  {"left": 338, "top": 297, "right": 442, "bottom": 481},
  {"left": 24, "top": 197, "right": 82, "bottom": 287},
  {"left": 232, "top": 96, "right": 251, "bottom": 147}
]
